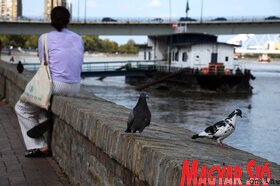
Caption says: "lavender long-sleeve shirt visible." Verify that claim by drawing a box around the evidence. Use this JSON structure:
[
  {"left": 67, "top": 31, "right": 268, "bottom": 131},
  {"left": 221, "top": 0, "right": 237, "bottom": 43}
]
[{"left": 38, "top": 29, "right": 84, "bottom": 83}]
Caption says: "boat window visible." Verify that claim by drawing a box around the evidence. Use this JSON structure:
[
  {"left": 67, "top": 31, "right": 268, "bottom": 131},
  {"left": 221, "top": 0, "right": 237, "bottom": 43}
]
[
  {"left": 175, "top": 52, "right": 179, "bottom": 61},
  {"left": 225, "top": 56, "right": 229, "bottom": 62},
  {"left": 182, "top": 52, "right": 188, "bottom": 62},
  {"left": 144, "top": 51, "right": 146, "bottom": 60}
]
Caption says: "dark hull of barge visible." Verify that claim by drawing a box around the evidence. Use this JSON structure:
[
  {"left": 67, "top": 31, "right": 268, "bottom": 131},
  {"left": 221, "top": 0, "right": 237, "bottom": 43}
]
[{"left": 125, "top": 70, "right": 254, "bottom": 94}]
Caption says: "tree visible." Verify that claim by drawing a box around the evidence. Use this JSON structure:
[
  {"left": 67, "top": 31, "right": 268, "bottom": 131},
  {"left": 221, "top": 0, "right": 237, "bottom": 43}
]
[
  {"left": 100, "top": 39, "right": 118, "bottom": 53},
  {"left": 0, "top": 35, "right": 10, "bottom": 47},
  {"left": 82, "top": 35, "right": 101, "bottom": 51},
  {"left": 119, "top": 39, "right": 139, "bottom": 54},
  {"left": 0, "top": 34, "right": 140, "bottom": 54},
  {"left": 23, "top": 35, "right": 39, "bottom": 49},
  {"left": 0, "top": 35, "right": 39, "bottom": 49}
]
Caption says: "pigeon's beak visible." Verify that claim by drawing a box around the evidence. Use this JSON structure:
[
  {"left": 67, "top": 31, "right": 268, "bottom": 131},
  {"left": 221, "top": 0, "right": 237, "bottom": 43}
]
[{"left": 239, "top": 114, "right": 242, "bottom": 118}]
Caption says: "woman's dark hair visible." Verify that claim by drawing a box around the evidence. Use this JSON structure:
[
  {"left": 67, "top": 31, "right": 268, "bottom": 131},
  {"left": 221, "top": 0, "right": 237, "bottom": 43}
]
[{"left": 51, "top": 6, "right": 70, "bottom": 32}]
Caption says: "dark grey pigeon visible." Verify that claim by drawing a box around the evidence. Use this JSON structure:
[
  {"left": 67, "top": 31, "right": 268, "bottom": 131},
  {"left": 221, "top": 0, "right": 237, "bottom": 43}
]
[
  {"left": 17, "top": 61, "right": 24, "bottom": 73},
  {"left": 125, "top": 93, "right": 151, "bottom": 134},
  {"left": 192, "top": 109, "right": 242, "bottom": 146}
]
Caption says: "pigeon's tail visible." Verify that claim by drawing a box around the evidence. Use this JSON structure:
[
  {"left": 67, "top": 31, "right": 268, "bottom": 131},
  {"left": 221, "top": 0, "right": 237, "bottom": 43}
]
[
  {"left": 125, "top": 127, "right": 132, "bottom": 133},
  {"left": 192, "top": 134, "right": 202, "bottom": 139}
]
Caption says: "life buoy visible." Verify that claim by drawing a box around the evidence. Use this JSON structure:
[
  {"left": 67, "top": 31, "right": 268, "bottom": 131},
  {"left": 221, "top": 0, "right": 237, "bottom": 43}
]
[
  {"left": 201, "top": 67, "right": 209, "bottom": 74},
  {"left": 224, "top": 69, "right": 231, "bottom": 75}
]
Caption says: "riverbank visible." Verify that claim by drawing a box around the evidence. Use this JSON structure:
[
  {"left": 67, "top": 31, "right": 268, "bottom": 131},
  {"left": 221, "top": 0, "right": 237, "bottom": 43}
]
[
  {"left": 0, "top": 52, "right": 140, "bottom": 65},
  {"left": 1, "top": 50, "right": 139, "bottom": 58},
  {"left": 237, "top": 57, "right": 280, "bottom": 62}
]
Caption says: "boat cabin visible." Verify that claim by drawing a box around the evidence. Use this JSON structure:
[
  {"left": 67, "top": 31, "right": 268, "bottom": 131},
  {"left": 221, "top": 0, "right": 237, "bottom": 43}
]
[{"left": 140, "top": 33, "right": 237, "bottom": 71}]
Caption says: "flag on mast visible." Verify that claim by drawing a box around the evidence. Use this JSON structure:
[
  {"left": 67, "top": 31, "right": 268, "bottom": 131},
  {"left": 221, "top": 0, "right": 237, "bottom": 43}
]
[{"left": 186, "top": 0, "right": 190, "bottom": 17}]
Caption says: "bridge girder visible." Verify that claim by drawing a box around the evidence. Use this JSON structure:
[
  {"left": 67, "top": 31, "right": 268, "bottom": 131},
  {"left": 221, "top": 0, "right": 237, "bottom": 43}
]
[{"left": 0, "top": 20, "right": 280, "bottom": 35}]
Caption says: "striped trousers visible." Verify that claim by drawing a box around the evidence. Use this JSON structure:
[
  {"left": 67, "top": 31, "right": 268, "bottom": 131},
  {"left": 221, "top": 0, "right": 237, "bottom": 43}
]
[{"left": 15, "top": 80, "right": 80, "bottom": 150}]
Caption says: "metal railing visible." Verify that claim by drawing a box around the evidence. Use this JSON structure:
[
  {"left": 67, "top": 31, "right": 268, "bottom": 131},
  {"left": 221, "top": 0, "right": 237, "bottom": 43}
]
[
  {"left": 22, "top": 60, "right": 160, "bottom": 72},
  {"left": 153, "top": 62, "right": 249, "bottom": 76},
  {"left": 1, "top": 15, "right": 280, "bottom": 24}
]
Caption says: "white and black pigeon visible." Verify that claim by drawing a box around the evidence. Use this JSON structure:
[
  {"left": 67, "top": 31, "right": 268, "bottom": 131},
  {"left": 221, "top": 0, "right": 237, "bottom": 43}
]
[
  {"left": 125, "top": 93, "right": 151, "bottom": 134},
  {"left": 192, "top": 109, "right": 242, "bottom": 146}
]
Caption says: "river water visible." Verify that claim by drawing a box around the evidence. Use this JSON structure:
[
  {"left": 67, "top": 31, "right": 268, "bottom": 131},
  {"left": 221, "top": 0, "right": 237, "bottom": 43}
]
[
  {"left": 14, "top": 54, "right": 280, "bottom": 165},
  {"left": 81, "top": 56, "right": 280, "bottom": 165}
]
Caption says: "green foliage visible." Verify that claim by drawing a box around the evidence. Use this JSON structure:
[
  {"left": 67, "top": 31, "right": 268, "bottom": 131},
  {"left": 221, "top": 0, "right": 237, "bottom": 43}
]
[
  {"left": 0, "top": 35, "right": 39, "bottom": 48},
  {"left": 99, "top": 39, "right": 118, "bottom": 53},
  {"left": 269, "top": 54, "right": 280, "bottom": 58},
  {"left": 82, "top": 36, "right": 139, "bottom": 54},
  {"left": 23, "top": 35, "right": 38, "bottom": 48},
  {"left": 0, "top": 34, "right": 140, "bottom": 54},
  {"left": 82, "top": 35, "right": 101, "bottom": 51},
  {"left": 0, "top": 35, "right": 9, "bottom": 45},
  {"left": 119, "top": 39, "right": 139, "bottom": 54}
]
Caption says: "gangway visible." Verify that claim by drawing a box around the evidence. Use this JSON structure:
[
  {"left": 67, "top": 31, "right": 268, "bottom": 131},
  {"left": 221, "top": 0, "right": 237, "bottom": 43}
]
[{"left": 22, "top": 60, "right": 159, "bottom": 78}]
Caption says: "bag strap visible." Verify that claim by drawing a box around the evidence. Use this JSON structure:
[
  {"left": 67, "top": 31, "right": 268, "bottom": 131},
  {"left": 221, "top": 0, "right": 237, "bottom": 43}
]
[
  {"left": 41, "top": 34, "right": 49, "bottom": 66},
  {"left": 41, "top": 33, "right": 52, "bottom": 80}
]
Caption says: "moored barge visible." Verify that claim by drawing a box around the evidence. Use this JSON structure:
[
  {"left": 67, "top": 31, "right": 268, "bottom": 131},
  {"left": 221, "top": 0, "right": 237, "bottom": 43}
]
[{"left": 126, "top": 33, "right": 255, "bottom": 94}]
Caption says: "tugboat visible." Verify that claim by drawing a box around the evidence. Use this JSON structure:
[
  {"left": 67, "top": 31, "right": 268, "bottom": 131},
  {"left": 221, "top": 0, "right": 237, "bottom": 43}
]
[{"left": 127, "top": 33, "right": 255, "bottom": 94}]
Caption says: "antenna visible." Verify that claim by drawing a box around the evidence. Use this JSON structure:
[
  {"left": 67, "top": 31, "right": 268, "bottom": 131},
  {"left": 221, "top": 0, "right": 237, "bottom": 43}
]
[
  {"left": 200, "top": 0, "right": 204, "bottom": 22},
  {"left": 78, "top": 0, "right": 80, "bottom": 21},
  {"left": 186, "top": 0, "right": 190, "bottom": 17},
  {"left": 84, "top": 0, "right": 87, "bottom": 22},
  {"left": 169, "top": 0, "right": 172, "bottom": 23}
]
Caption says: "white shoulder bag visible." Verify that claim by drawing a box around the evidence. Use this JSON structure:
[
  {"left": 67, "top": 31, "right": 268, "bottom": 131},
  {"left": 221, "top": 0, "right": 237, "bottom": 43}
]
[{"left": 20, "top": 33, "right": 52, "bottom": 109}]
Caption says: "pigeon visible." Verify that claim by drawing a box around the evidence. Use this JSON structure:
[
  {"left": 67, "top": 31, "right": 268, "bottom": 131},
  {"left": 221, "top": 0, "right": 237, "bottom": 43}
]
[
  {"left": 16, "top": 61, "right": 24, "bottom": 73},
  {"left": 125, "top": 93, "right": 151, "bottom": 134},
  {"left": 192, "top": 109, "right": 242, "bottom": 146}
]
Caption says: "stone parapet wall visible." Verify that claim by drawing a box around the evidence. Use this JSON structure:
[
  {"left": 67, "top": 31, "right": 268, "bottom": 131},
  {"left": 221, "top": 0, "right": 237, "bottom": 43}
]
[
  {"left": 0, "top": 61, "right": 182, "bottom": 185},
  {"left": 1, "top": 61, "right": 280, "bottom": 186}
]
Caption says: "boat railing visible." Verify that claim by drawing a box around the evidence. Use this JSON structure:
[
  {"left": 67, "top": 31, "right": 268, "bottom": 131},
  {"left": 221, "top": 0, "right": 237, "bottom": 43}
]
[{"left": 153, "top": 62, "right": 250, "bottom": 76}]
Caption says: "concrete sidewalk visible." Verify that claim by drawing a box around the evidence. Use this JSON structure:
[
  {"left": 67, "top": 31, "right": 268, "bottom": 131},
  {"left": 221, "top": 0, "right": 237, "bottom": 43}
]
[{"left": 0, "top": 100, "right": 72, "bottom": 186}]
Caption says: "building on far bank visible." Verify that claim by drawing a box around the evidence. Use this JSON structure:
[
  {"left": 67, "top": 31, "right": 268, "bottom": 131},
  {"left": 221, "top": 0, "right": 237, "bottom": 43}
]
[
  {"left": 44, "top": 0, "right": 72, "bottom": 19},
  {"left": 0, "top": 0, "right": 22, "bottom": 20},
  {"left": 275, "top": 42, "right": 280, "bottom": 50}
]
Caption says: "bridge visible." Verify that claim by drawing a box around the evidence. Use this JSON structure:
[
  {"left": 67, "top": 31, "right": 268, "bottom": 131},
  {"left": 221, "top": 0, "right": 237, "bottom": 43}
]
[{"left": 1, "top": 17, "right": 280, "bottom": 35}]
